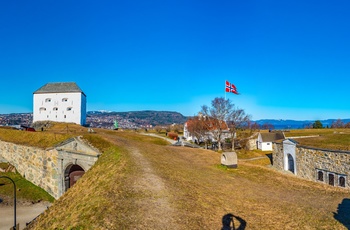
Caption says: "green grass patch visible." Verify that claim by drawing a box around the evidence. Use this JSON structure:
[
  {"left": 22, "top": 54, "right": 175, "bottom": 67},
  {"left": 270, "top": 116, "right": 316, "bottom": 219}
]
[{"left": 0, "top": 171, "right": 54, "bottom": 203}]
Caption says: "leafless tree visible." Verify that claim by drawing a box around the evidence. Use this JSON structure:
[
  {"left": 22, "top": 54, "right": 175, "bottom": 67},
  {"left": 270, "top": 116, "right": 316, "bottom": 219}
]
[
  {"left": 165, "top": 125, "right": 171, "bottom": 133},
  {"left": 227, "top": 107, "right": 251, "bottom": 151},
  {"left": 171, "top": 124, "right": 184, "bottom": 134},
  {"left": 186, "top": 116, "right": 210, "bottom": 147},
  {"left": 262, "top": 123, "right": 274, "bottom": 130},
  {"left": 201, "top": 97, "right": 249, "bottom": 151},
  {"left": 250, "top": 122, "right": 260, "bottom": 133},
  {"left": 331, "top": 119, "right": 344, "bottom": 128},
  {"left": 154, "top": 125, "right": 163, "bottom": 133}
]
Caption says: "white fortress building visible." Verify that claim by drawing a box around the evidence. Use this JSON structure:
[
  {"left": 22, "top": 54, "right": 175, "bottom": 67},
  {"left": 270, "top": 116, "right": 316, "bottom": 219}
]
[{"left": 33, "top": 82, "right": 86, "bottom": 125}]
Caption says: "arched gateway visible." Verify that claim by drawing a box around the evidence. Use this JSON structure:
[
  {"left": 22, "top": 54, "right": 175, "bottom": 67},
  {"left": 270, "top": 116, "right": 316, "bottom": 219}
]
[
  {"left": 0, "top": 136, "right": 100, "bottom": 199},
  {"left": 56, "top": 137, "right": 100, "bottom": 197},
  {"left": 64, "top": 164, "right": 85, "bottom": 191},
  {"left": 283, "top": 139, "right": 297, "bottom": 175}
]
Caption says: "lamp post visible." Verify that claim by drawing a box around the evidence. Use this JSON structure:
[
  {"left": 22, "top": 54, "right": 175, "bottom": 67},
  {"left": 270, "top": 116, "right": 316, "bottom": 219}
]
[{"left": 0, "top": 176, "right": 17, "bottom": 230}]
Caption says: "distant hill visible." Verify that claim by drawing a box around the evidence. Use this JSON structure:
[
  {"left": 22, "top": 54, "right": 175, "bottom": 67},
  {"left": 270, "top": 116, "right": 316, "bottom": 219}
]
[
  {"left": 88, "top": 111, "right": 350, "bottom": 130},
  {"left": 254, "top": 119, "right": 350, "bottom": 129},
  {"left": 0, "top": 112, "right": 349, "bottom": 130},
  {"left": 87, "top": 110, "right": 188, "bottom": 127}
]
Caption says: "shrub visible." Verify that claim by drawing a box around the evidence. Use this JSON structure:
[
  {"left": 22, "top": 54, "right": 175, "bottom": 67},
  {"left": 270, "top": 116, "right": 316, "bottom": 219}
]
[{"left": 167, "top": 132, "right": 178, "bottom": 140}]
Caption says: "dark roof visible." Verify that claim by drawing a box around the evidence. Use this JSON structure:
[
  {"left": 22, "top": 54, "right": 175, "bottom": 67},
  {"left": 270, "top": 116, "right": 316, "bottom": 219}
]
[
  {"left": 260, "top": 132, "right": 285, "bottom": 142},
  {"left": 33, "top": 82, "right": 85, "bottom": 96}
]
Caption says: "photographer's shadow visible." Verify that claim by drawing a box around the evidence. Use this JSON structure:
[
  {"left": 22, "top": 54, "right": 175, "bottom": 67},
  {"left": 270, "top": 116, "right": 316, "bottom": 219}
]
[
  {"left": 334, "top": 198, "right": 350, "bottom": 229},
  {"left": 221, "top": 213, "right": 246, "bottom": 230}
]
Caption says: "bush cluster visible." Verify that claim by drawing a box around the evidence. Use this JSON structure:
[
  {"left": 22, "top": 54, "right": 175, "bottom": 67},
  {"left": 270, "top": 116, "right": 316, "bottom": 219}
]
[{"left": 167, "top": 132, "right": 178, "bottom": 140}]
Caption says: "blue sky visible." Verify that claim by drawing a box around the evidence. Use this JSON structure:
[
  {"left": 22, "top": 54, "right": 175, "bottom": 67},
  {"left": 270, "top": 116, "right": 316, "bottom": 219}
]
[{"left": 0, "top": 1, "right": 349, "bottom": 120}]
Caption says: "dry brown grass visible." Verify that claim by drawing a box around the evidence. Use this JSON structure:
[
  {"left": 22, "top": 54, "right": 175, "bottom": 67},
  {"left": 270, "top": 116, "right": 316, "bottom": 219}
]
[
  {"left": 285, "top": 128, "right": 350, "bottom": 137},
  {"left": 27, "top": 130, "right": 350, "bottom": 229},
  {"left": 295, "top": 134, "right": 350, "bottom": 151},
  {"left": 0, "top": 122, "right": 90, "bottom": 148},
  {"left": 284, "top": 128, "right": 350, "bottom": 151}
]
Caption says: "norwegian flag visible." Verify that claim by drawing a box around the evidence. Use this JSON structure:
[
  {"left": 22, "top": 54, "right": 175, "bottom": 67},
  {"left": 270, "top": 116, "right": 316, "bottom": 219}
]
[{"left": 225, "top": 80, "right": 239, "bottom": 95}]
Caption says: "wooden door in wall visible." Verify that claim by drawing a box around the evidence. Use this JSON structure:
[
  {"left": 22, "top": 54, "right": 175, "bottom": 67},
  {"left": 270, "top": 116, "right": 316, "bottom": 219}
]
[{"left": 69, "top": 170, "right": 85, "bottom": 188}]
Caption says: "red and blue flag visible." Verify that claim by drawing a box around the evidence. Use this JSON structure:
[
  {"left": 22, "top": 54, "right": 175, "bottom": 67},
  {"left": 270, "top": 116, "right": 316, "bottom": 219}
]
[{"left": 225, "top": 80, "right": 239, "bottom": 95}]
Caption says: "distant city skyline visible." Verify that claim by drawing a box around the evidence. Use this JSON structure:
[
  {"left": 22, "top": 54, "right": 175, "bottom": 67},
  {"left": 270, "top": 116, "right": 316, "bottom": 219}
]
[{"left": 1, "top": 1, "right": 350, "bottom": 120}]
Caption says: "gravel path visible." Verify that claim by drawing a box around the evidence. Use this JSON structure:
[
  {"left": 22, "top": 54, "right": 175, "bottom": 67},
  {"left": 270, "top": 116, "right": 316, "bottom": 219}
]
[{"left": 0, "top": 203, "right": 49, "bottom": 230}]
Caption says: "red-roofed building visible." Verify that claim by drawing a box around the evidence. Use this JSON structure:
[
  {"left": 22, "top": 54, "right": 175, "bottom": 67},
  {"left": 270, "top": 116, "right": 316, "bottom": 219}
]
[{"left": 183, "top": 116, "right": 231, "bottom": 144}]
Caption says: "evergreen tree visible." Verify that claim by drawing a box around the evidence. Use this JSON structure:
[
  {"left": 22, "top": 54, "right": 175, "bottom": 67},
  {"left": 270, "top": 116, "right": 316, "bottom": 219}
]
[{"left": 313, "top": 120, "right": 323, "bottom": 129}]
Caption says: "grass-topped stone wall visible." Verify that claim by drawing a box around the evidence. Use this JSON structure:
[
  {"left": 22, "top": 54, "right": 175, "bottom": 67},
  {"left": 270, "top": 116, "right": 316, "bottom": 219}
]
[
  {"left": 273, "top": 140, "right": 350, "bottom": 189},
  {"left": 0, "top": 139, "right": 60, "bottom": 198}
]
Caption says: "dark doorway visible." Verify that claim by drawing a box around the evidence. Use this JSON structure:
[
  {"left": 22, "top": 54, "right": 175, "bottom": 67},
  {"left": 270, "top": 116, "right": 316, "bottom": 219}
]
[
  {"left": 64, "top": 164, "right": 85, "bottom": 191},
  {"left": 287, "top": 154, "right": 294, "bottom": 173}
]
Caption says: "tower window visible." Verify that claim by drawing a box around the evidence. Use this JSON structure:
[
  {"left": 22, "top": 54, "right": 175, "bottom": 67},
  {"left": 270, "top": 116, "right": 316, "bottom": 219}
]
[
  {"left": 53, "top": 107, "right": 58, "bottom": 111},
  {"left": 45, "top": 98, "right": 51, "bottom": 102},
  {"left": 67, "top": 107, "right": 73, "bottom": 111},
  {"left": 62, "top": 98, "right": 68, "bottom": 102}
]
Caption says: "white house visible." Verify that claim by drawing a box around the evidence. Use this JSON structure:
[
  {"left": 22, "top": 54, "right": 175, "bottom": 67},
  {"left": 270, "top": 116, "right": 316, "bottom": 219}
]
[
  {"left": 257, "top": 132, "right": 285, "bottom": 151},
  {"left": 33, "top": 82, "right": 86, "bottom": 125}
]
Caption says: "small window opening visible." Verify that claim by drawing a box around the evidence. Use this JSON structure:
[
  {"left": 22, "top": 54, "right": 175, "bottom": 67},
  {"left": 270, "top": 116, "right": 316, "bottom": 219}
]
[
  {"left": 339, "top": 176, "right": 346, "bottom": 187},
  {"left": 317, "top": 171, "right": 324, "bottom": 182},
  {"left": 329, "top": 174, "right": 335, "bottom": 186}
]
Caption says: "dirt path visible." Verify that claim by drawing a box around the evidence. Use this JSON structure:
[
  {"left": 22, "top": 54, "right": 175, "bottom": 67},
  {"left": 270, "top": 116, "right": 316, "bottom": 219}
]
[
  {"left": 0, "top": 203, "right": 48, "bottom": 230},
  {"left": 127, "top": 146, "right": 179, "bottom": 229}
]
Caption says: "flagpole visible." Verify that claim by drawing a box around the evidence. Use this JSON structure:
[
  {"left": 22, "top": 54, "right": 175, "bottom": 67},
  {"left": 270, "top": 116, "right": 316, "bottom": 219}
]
[{"left": 225, "top": 80, "right": 226, "bottom": 100}]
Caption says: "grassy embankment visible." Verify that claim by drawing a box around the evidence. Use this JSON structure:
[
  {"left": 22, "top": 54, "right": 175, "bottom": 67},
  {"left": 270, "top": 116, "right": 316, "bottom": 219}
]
[
  {"left": 28, "top": 129, "right": 350, "bottom": 229},
  {"left": 285, "top": 128, "right": 350, "bottom": 151},
  {"left": 0, "top": 123, "right": 93, "bottom": 204},
  {"left": 2, "top": 125, "right": 350, "bottom": 228}
]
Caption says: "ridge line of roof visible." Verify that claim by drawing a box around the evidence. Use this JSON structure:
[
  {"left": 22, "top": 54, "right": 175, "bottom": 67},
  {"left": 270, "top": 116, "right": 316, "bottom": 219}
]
[{"left": 33, "top": 82, "right": 86, "bottom": 96}]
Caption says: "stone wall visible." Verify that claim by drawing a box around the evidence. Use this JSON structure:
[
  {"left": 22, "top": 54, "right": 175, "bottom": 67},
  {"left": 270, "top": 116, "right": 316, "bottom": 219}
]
[
  {"left": 272, "top": 142, "right": 284, "bottom": 170},
  {"left": 273, "top": 141, "right": 350, "bottom": 188},
  {"left": 0, "top": 140, "right": 59, "bottom": 198}
]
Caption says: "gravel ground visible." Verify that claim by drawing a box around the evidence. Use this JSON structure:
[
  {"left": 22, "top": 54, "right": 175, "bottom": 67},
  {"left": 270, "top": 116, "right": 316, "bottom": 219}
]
[{"left": 0, "top": 202, "right": 49, "bottom": 230}]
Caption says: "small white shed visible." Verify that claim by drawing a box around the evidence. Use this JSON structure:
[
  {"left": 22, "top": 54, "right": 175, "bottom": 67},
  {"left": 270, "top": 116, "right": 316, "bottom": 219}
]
[{"left": 257, "top": 132, "right": 285, "bottom": 151}]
